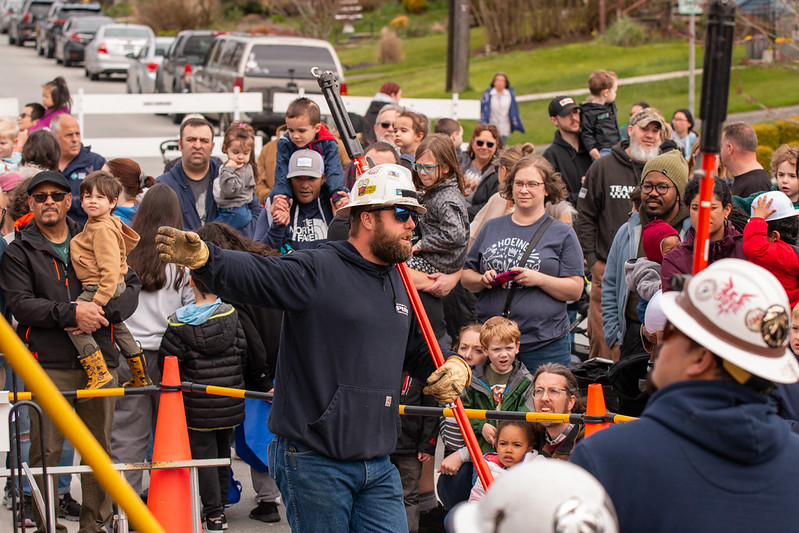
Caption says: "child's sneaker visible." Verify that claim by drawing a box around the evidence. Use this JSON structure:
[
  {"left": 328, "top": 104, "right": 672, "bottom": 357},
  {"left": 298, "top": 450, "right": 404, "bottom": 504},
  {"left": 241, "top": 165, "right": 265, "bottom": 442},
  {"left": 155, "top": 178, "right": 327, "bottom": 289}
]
[
  {"left": 249, "top": 501, "right": 280, "bottom": 523},
  {"left": 205, "top": 513, "right": 226, "bottom": 531},
  {"left": 58, "top": 492, "right": 81, "bottom": 521}
]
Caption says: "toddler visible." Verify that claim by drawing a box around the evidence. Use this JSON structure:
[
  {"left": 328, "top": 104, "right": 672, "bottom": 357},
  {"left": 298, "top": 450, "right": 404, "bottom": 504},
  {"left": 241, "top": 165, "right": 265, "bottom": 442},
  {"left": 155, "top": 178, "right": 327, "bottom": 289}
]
[
  {"left": 394, "top": 110, "right": 428, "bottom": 166},
  {"left": 464, "top": 316, "right": 533, "bottom": 453},
  {"left": 271, "top": 97, "right": 347, "bottom": 209},
  {"left": 743, "top": 191, "right": 799, "bottom": 308},
  {"left": 625, "top": 219, "right": 681, "bottom": 323},
  {"left": 159, "top": 276, "right": 247, "bottom": 531},
  {"left": 30, "top": 76, "right": 71, "bottom": 132},
  {"left": 468, "top": 420, "right": 538, "bottom": 502},
  {"left": 69, "top": 171, "right": 151, "bottom": 389},
  {"left": 433, "top": 118, "right": 464, "bottom": 152},
  {"left": 581, "top": 69, "right": 620, "bottom": 160},
  {"left": 0, "top": 118, "right": 21, "bottom": 173},
  {"left": 213, "top": 122, "right": 258, "bottom": 229}
]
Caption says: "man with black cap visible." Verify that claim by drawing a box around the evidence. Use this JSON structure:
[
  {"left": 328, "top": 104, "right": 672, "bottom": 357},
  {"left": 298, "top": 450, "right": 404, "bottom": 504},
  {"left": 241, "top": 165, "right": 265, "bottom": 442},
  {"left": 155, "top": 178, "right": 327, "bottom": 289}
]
[
  {"left": 543, "top": 96, "right": 592, "bottom": 206},
  {"left": 0, "top": 171, "right": 141, "bottom": 533}
]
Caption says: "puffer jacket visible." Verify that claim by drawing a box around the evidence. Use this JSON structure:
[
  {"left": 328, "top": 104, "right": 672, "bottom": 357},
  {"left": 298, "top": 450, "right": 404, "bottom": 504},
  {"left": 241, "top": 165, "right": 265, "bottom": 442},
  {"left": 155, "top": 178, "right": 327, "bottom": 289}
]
[
  {"left": 661, "top": 224, "right": 746, "bottom": 292},
  {"left": 159, "top": 302, "right": 247, "bottom": 430}
]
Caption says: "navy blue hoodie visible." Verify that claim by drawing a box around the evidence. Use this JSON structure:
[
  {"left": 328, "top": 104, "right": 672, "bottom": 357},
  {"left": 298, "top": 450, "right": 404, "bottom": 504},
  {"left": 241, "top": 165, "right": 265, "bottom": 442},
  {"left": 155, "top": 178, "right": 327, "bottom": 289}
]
[
  {"left": 193, "top": 240, "right": 441, "bottom": 461},
  {"left": 571, "top": 380, "right": 799, "bottom": 533}
]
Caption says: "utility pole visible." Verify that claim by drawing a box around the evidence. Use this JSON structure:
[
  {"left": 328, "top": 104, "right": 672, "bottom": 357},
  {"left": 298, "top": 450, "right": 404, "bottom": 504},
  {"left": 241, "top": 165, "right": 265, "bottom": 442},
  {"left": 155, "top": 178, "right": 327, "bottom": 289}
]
[{"left": 446, "top": 0, "right": 469, "bottom": 92}]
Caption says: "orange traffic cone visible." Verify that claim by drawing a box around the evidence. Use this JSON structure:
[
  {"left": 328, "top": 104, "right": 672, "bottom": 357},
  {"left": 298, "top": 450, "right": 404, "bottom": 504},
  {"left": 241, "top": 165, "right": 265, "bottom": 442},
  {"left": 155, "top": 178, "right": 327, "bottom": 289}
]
[
  {"left": 584, "top": 383, "right": 610, "bottom": 437},
  {"left": 147, "top": 356, "right": 192, "bottom": 532}
]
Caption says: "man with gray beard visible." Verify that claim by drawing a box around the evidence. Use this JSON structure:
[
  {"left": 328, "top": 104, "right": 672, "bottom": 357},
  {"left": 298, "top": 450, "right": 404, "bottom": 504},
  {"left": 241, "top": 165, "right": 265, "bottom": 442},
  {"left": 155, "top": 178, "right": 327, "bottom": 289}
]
[{"left": 575, "top": 108, "right": 665, "bottom": 362}]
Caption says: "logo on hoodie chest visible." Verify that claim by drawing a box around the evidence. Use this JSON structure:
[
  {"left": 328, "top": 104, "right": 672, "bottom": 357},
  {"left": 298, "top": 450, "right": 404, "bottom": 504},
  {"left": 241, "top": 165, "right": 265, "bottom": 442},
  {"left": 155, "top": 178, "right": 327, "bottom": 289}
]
[
  {"left": 395, "top": 303, "right": 409, "bottom": 316},
  {"left": 609, "top": 184, "right": 635, "bottom": 200}
]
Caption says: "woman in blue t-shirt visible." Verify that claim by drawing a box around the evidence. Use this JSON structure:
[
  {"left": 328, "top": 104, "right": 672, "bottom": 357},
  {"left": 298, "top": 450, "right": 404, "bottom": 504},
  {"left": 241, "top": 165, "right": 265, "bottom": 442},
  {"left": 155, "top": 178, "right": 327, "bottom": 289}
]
[{"left": 461, "top": 155, "right": 584, "bottom": 373}]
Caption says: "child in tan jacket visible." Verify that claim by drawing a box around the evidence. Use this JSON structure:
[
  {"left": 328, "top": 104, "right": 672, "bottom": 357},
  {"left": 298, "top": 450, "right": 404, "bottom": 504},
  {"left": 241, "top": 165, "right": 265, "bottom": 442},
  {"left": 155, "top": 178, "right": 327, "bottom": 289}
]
[{"left": 69, "top": 171, "right": 150, "bottom": 389}]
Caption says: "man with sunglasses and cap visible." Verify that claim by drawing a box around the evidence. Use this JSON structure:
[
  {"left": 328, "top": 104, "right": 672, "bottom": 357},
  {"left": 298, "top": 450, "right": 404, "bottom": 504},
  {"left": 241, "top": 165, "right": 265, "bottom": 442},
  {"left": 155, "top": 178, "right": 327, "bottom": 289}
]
[
  {"left": 543, "top": 96, "right": 592, "bottom": 207},
  {"left": 571, "top": 259, "right": 799, "bottom": 533},
  {"left": 0, "top": 171, "right": 141, "bottom": 533},
  {"left": 156, "top": 163, "right": 471, "bottom": 533}
]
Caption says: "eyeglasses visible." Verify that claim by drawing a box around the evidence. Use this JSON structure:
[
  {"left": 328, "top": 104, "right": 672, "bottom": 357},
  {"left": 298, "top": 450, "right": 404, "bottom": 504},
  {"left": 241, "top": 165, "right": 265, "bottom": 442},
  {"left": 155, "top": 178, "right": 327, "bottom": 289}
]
[
  {"left": 31, "top": 191, "right": 68, "bottom": 203},
  {"left": 370, "top": 206, "right": 419, "bottom": 225},
  {"left": 411, "top": 162, "right": 437, "bottom": 174},
  {"left": 641, "top": 182, "right": 675, "bottom": 195},
  {"left": 475, "top": 140, "right": 495, "bottom": 148},
  {"left": 379, "top": 122, "right": 394, "bottom": 130},
  {"left": 532, "top": 387, "right": 568, "bottom": 398},
  {"left": 513, "top": 180, "right": 545, "bottom": 190},
  {"left": 18, "top": 112, "right": 29, "bottom": 119}
]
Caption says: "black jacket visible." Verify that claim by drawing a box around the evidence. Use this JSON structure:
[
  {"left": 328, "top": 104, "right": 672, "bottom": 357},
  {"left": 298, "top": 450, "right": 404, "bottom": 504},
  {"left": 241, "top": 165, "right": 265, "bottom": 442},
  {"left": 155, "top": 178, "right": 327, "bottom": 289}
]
[
  {"left": 159, "top": 302, "right": 247, "bottom": 430},
  {"left": 0, "top": 218, "right": 141, "bottom": 369},
  {"left": 393, "top": 373, "right": 438, "bottom": 456},
  {"left": 543, "top": 130, "right": 592, "bottom": 206},
  {"left": 580, "top": 102, "right": 620, "bottom": 153}
]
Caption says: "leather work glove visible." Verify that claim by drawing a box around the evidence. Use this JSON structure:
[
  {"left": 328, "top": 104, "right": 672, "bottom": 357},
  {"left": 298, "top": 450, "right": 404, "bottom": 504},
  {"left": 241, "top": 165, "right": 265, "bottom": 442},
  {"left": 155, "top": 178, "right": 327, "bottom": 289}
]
[
  {"left": 423, "top": 356, "right": 471, "bottom": 404},
  {"left": 155, "top": 226, "right": 210, "bottom": 270}
]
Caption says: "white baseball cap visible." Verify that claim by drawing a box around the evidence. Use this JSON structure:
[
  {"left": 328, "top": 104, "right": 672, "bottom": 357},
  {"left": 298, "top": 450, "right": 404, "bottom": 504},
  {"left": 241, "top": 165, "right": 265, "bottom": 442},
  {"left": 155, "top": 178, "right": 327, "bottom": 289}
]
[
  {"left": 660, "top": 259, "right": 799, "bottom": 384},
  {"left": 750, "top": 190, "right": 799, "bottom": 221},
  {"left": 336, "top": 163, "right": 426, "bottom": 218}
]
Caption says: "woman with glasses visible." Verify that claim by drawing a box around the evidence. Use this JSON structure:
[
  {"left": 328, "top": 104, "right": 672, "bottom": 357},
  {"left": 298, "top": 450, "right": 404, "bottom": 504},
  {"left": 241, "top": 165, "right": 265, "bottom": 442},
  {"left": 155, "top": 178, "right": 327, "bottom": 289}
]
[
  {"left": 406, "top": 134, "right": 469, "bottom": 343},
  {"left": 459, "top": 124, "right": 503, "bottom": 221},
  {"left": 462, "top": 155, "right": 584, "bottom": 373},
  {"left": 660, "top": 176, "right": 746, "bottom": 292}
]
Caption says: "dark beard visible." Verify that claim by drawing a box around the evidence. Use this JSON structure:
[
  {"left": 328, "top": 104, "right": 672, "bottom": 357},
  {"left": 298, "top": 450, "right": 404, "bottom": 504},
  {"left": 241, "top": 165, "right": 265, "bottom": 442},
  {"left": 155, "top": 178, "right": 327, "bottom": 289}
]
[{"left": 369, "top": 217, "right": 412, "bottom": 264}]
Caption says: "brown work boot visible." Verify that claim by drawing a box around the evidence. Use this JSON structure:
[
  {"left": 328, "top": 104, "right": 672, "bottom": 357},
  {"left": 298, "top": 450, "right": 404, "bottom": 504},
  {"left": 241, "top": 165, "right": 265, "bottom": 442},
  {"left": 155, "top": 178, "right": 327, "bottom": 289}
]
[
  {"left": 78, "top": 349, "right": 115, "bottom": 389},
  {"left": 123, "top": 351, "right": 153, "bottom": 387}
]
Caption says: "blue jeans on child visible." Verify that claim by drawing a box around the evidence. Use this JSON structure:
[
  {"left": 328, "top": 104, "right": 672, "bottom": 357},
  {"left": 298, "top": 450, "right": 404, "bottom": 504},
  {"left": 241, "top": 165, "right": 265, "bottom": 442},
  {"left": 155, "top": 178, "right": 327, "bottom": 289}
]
[
  {"left": 268, "top": 436, "right": 408, "bottom": 532},
  {"left": 216, "top": 206, "right": 252, "bottom": 230},
  {"left": 517, "top": 335, "right": 572, "bottom": 374}
]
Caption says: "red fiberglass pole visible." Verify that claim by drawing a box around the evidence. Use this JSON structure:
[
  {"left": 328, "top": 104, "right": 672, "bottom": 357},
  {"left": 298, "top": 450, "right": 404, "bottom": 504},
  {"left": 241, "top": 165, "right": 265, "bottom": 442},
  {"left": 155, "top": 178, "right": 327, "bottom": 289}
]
[
  {"left": 692, "top": 0, "right": 735, "bottom": 274},
  {"left": 313, "top": 69, "right": 494, "bottom": 489}
]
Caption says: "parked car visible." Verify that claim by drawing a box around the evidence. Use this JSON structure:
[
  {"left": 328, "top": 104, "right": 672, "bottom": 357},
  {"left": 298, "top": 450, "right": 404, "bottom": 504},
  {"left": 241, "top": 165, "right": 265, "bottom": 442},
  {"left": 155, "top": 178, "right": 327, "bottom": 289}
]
[
  {"left": 189, "top": 34, "right": 346, "bottom": 136},
  {"left": 155, "top": 30, "right": 225, "bottom": 96},
  {"left": 84, "top": 23, "right": 154, "bottom": 80},
  {"left": 0, "top": 0, "right": 23, "bottom": 34},
  {"left": 53, "top": 15, "right": 112, "bottom": 67},
  {"left": 36, "top": 1, "right": 101, "bottom": 58},
  {"left": 126, "top": 36, "right": 174, "bottom": 94},
  {"left": 7, "top": 0, "right": 53, "bottom": 46}
]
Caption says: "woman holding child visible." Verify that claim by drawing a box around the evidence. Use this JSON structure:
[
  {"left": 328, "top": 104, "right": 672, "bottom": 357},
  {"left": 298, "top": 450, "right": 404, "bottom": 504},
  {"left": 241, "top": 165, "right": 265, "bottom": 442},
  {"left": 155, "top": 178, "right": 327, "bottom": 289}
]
[{"left": 462, "top": 156, "right": 584, "bottom": 373}]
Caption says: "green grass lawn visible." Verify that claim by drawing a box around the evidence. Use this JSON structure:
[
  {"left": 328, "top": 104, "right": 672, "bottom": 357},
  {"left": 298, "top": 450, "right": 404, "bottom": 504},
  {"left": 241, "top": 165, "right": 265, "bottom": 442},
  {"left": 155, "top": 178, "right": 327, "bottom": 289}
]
[{"left": 337, "top": 31, "right": 799, "bottom": 147}]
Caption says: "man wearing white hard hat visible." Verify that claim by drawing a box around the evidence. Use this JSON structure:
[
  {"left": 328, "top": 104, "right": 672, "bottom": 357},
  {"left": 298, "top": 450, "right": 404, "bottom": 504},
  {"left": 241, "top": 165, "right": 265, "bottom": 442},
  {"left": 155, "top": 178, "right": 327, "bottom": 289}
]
[
  {"left": 571, "top": 259, "right": 799, "bottom": 533},
  {"left": 155, "top": 163, "right": 471, "bottom": 533}
]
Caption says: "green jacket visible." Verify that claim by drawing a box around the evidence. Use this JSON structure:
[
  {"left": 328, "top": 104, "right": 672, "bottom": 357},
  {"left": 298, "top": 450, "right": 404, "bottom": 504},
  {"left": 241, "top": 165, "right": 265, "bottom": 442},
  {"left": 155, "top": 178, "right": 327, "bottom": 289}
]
[{"left": 463, "top": 359, "right": 534, "bottom": 453}]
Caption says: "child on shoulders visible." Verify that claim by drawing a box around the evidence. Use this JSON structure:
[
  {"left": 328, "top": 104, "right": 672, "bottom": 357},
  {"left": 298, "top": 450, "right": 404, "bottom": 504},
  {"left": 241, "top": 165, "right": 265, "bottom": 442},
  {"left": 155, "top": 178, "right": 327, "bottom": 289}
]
[
  {"left": 213, "top": 122, "right": 259, "bottom": 230},
  {"left": 580, "top": 69, "right": 619, "bottom": 160}
]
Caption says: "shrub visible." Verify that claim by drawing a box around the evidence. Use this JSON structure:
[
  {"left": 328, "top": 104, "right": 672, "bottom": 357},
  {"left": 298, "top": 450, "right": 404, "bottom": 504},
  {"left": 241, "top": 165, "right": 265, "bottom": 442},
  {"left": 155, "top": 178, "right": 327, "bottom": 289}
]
[
  {"left": 135, "top": 0, "right": 219, "bottom": 32},
  {"left": 402, "top": 0, "right": 428, "bottom": 14},
  {"left": 104, "top": 0, "right": 133, "bottom": 18},
  {"left": 776, "top": 118, "right": 799, "bottom": 145},
  {"left": 378, "top": 27, "right": 403, "bottom": 64},
  {"left": 601, "top": 16, "right": 651, "bottom": 47},
  {"left": 390, "top": 15, "right": 408, "bottom": 30},
  {"left": 756, "top": 145, "right": 774, "bottom": 171},
  {"left": 753, "top": 123, "right": 779, "bottom": 149}
]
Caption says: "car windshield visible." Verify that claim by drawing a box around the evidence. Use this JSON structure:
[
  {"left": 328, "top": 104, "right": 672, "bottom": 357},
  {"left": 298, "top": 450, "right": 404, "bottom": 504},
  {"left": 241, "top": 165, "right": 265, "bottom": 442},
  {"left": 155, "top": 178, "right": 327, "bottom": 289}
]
[
  {"left": 104, "top": 27, "right": 150, "bottom": 38},
  {"left": 182, "top": 35, "right": 214, "bottom": 58},
  {"left": 70, "top": 18, "right": 108, "bottom": 32},
  {"left": 155, "top": 40, "right": 172, "bottom": 55},
  {"left": 59, "top": 7, "right": 100, "bottom": 17},
  {"left": 30, "top": 3, "right": 50, "bottom": 17},
  {"left": 245, "top": 45, "right": 337, "bottom": 78}
]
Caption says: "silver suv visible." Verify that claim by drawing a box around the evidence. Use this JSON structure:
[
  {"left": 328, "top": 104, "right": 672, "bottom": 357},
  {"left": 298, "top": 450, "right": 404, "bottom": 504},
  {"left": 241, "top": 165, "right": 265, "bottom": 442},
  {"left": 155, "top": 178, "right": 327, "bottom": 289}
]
[{"left": 189, "top": 34, "right": 346, "bottom": 136}]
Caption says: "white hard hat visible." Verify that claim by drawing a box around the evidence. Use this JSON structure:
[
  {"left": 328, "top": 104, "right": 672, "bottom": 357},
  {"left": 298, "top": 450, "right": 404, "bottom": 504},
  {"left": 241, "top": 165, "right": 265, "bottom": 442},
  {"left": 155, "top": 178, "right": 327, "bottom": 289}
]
[
  {"left": 660, "top": 259, "right": 799, "bottom": 384},
  {"left": 751, "top": 190, "right": 799, "bottom": 221},
  {"left": 336, "top": 163, "right": 426, "bottom": 218},
  {"left": 451, "top": 459, "right": 618, "bottom": 533}
]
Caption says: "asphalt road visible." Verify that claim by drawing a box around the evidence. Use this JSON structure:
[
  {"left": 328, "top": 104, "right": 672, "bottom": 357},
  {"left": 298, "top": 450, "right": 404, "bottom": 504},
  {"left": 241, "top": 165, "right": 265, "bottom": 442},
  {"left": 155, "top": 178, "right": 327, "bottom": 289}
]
[
  {"left": 0, "top": 34, "right": 181, "bottom": 178},
  {"left": 0, "top": 35, "right": 292, "bottom": 533}
]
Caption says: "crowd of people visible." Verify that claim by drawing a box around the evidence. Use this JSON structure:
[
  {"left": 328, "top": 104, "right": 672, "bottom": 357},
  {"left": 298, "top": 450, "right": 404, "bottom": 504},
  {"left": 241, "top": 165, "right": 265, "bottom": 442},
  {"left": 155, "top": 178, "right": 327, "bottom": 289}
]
[{"left": 1, "top": 69, "right": 799, "bottom": 533}]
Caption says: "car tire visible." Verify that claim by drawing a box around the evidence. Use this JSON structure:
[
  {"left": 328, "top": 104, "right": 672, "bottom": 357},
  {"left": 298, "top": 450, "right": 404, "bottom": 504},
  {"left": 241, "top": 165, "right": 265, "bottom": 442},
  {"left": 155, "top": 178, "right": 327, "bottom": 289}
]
[
  {"left": 16, "top": 34, "right": 24, "bottom": 47},
  {"left": 45, "top": 39, "right": 53, "bottom": 58},
  {"left": 218, "top": 113, "right": 231, "bottom": 136},
  {"left": 8, "top": 32, "right": 14, "bottom": 45},
  {"left": 90, "top": 70, "right": 99, "bottom": 81}
]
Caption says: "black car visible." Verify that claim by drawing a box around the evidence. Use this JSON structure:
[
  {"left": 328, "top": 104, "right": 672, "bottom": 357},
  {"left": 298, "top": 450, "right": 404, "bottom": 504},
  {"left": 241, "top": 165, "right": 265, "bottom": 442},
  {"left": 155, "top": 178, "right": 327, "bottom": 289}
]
[
  {"left": 7, "top": 0, "right": 53, "bottom": 46},
  {"left": 53, "top": 14, "right": 111, "bottom": 66},
  {"left": 36, "top": 1, "right": 101, "bottom": 58}
]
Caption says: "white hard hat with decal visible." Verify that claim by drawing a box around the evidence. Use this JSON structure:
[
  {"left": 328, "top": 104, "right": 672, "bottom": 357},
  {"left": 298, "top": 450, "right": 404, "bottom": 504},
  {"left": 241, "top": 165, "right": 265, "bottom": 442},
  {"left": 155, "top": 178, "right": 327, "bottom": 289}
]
[
  {"left": 336, "top": 163, "right": 426, "bottom": 218},
  {"left": 452, "top": 459, "right": 618, "bottom": 533},
  {"left": 660, "top": 259, "right": 799, "bottom": 384}
]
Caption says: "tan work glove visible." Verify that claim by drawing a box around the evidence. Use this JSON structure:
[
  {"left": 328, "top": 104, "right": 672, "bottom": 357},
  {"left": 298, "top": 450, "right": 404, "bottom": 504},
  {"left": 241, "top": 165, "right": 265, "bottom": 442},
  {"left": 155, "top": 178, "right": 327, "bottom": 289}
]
[
  {"left": 423, "top": 356, "right": 471, "bottom": 404},
  {"left": 155, "top": 226, "right": 209, "bottom": 269}
]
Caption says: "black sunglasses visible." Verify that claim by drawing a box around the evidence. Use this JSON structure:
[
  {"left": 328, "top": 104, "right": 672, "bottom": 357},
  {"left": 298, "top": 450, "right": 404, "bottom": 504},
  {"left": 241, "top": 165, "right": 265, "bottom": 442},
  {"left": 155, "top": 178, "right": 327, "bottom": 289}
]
[
  {"left": 370, "top": 206, "right": 419, "bottom": 224},
  {"left": 475, "top": 140, "right": 495, "bottom": 148},
  {"left": 379, "top": 122, "right": 394, "bottom": 130},
  {"left": 31, "top": 191, "right": 68, "bottom": 203}
]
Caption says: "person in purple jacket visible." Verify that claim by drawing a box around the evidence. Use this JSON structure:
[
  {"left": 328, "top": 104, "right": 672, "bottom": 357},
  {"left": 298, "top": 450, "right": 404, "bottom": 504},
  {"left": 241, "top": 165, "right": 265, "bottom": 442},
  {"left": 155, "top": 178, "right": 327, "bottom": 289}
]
[{"left": 29, "top": 77, "right": 70, "bottom": 133}]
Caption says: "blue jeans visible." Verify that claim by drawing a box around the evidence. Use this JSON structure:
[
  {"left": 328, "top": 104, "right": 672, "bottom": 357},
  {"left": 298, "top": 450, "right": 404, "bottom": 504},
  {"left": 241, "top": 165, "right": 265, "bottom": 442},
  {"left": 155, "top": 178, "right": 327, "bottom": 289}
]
[
  {"left": 436, "top": 460, "right": 473, "bottom": 511},
  {"left": 216, "top": 205, "right": 252, "bottom": 229},
  {"left": 268, "top": 436, "right": 407, "bottom": 532},
  {"left": 518, "top": 335, "right": 571, "bottom": 374}
]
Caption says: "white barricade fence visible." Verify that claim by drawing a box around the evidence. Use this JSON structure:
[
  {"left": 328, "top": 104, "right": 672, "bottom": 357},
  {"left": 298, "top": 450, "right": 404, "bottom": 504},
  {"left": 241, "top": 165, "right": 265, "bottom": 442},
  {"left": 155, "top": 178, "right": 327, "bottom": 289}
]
[
  {"left": 0, "top": 98, "right": 20, "bottom": 119},
  {"left": 83, "top": 135, "right": 263, "bottom": 160},
  {"left": 272, "top": 92, "right": 481, "bottom": 121}
]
